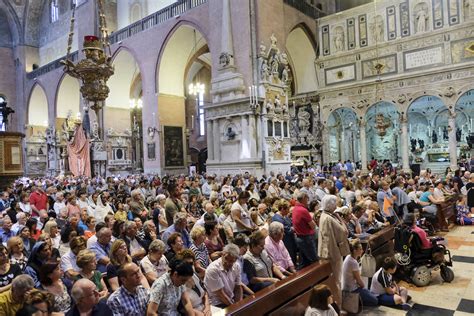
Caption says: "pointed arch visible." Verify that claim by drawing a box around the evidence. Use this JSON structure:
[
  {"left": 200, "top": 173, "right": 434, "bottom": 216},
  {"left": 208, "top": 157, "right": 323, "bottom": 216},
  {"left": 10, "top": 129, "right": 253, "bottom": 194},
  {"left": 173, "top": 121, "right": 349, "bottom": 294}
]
[
  {"left": 285, "top": 24, "right": 318, "bottom": 94},
  {"left": 27, "top": 83, "right": 49, "bottom": 126},
  {"left": 56, "top": 74, "right": 81, "bottom": 118}
]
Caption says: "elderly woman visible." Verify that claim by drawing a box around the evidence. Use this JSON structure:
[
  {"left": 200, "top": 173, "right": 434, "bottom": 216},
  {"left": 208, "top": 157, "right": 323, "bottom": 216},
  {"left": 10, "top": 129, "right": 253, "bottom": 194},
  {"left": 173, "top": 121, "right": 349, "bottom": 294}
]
[
  {"left": 231, "top": 191, "right": 255, "bottom": 236},
  {"left": 205, "top": 222, "right": 224, "bottom": 261},
  {"left": 318, "top": 195, "right": 350, "bottom": 306},
  {"left": 0, "top": 245, "right": 22, "bottom": 293},
  {"left": 165, "top": 232, "right": 185, "bottom": 262},
  {"left": 272, "top": 199, "right": 297, "bottom": 264},
  {"left": 190, "top": 226, "right": 211, "bottom": 276},
  {"left": 140, "top": 239, "right": 168, "bottom": 285},
  {"left": 75, "top": 249, "right": 108, "bottom": 299},
  {"left": 243, "top": 231, "right": 285, "bottom": 292},
  {"left": 338, "top": 206, "right": 362, "bottom": 238},
  {"left": 153, "top": 194, "right": 169, "bottom": 235},
  {"left": 264, "top": 222, "right": 296, "bottom": 276},
  {"left": 7, "top": 237, "right": 27, "bottom": 270},
  {"left": 43, "top": 220, "right": 60, "bottom": 249}
]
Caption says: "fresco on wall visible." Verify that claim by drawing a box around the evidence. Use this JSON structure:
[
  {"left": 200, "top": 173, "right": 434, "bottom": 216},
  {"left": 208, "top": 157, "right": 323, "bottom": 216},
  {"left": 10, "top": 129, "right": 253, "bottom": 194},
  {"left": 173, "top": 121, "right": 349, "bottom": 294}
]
[{"left": 366, "top": 101, "right": 399, "bottom": 162}]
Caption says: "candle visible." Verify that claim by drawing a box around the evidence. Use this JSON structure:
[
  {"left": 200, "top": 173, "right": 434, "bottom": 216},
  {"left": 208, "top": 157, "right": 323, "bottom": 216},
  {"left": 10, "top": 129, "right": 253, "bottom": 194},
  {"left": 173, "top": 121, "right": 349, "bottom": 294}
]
[
  {"left": 409, "top": 124, "right": 412, "bottom": 135},
  {"left": 191, "top": 115, "right": 195, "bottom": 130},
  {"left": 249, "top": 86, "right": 252, "bottom": 104},
  {"left": 253, "top": 85, "right": 258, "bottom": 104}
]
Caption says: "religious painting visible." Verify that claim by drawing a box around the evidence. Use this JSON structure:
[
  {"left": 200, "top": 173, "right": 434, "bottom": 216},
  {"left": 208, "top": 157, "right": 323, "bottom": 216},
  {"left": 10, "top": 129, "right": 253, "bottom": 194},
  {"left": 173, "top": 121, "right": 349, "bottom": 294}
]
[{"left": 164, "top": 126, "right": 184, "bottom": 167}]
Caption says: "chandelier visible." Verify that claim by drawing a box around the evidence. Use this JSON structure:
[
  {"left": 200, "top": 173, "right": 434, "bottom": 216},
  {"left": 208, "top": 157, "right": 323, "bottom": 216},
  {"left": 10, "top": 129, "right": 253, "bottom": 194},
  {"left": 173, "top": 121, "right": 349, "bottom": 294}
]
[{"left": 61, "top": 0, "right": 114, "bottom": 117}]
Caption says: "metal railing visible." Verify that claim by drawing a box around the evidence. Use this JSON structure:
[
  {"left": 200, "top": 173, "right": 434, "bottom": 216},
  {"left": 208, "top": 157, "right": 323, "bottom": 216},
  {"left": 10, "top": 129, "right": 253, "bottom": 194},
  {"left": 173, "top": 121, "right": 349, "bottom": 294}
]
[
  {"left": 26, "top": 51, "right": 78, "bottom": 79},
  {"left": 26, "top": 0, "right": 207, "bottom": 80},
  {"left": 109, "top": 0, "right": 208, "bottom": 44},
  {"left": 283, "top": 0, "right": 326, "bottom": 19}
]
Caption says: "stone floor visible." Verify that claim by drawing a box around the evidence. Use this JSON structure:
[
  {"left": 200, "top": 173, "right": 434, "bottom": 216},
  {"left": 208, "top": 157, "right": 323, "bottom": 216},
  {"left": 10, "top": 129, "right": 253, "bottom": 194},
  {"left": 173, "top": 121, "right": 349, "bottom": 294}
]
[{"left": 361, "top": 225, "right": 474, "bottom": 315}]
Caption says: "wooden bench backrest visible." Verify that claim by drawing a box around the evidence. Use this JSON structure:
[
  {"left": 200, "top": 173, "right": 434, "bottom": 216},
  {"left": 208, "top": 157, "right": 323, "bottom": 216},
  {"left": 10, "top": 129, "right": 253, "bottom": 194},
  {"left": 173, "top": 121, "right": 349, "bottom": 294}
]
[{"left": 219, "top": 261, "right": 335, "bottom": 316}]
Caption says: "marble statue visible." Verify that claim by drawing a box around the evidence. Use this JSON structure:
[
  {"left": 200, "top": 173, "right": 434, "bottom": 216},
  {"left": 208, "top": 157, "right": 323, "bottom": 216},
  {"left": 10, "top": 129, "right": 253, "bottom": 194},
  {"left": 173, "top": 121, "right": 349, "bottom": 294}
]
[
  {"left": 298, "top": 109, "right": 311, "bottom": 136},
  {"left": 333, "top": 27, "right": 345, "bottom": 52},
  {"left": 443, "top": 126, "right": 449, "bottom": 140},
  {"left": 456, "top": 128, "right": 462, "bottom": 142},
  {"left": 418, "top": 138, "right": 425, "bottom": 149},
  {"left": 282, "top": 65, "right": 289, "bottom": 83},
  {"left": 259, "top": 43, "right": 266, "bottom": 56},
  {"left": 416, "top": 8, "right": 428, "bottom": 33},
  {"left": 271, "top": 55, "right": 279, "bottom": 74},
  {"left": 266, "top": 99, "right": 274, "bottom": 113},
  {"left": 260, "top": 59, "right": 269, "bottom": 81}
]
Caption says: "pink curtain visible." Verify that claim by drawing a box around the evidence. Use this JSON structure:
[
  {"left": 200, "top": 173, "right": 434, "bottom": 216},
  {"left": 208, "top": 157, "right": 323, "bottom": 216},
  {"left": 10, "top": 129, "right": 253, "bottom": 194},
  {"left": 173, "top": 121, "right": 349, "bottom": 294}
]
[{"left": 67, "top": 124, "right": 91, "bottom": 177}]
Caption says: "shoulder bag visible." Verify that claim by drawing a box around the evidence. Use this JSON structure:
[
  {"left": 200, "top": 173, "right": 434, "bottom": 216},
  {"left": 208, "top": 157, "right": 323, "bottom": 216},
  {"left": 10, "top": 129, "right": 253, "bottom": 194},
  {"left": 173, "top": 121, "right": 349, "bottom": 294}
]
[{"left": 360, "top": 243, "right": 377, "bottom": 278}]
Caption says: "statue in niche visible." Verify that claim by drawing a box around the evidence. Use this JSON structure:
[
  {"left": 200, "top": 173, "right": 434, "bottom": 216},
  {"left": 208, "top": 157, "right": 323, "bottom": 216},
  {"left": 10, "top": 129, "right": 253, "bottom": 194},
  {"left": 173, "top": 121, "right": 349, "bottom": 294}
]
[
  {"left": 464, "top": 0, "right": 474, "bottom": 19},
  {"left": 274, "top": 96, "right": 282, "bottom": 112},
  {"left": 225, "top": 127, "right": 236, "bottom": 141},
  {"left": 282, "top": 65, "right": 291, "bottom": 84},
  {"left": 266, "top": 99, "right": 275, "bottom": 113},
  {"left": 443, "top": 126, "right": 449, "bottom": 140},
  {"left": 270, "top": 33, "right": 278, "bottom": 48},
  {"left": 333, "top": 26, "right": 345, "bottom": 52},
  {"left": 298, "top": 109, "right": 311, "bottom": 137},
  {"left": 371, "top": 15, "right": 385, "bottom": 43},
  {"left": 415, "top": 6, "right": 429, "bottom": 33},
  {"left": 432, "top": 130, "right": 438, "bottom": 144},
  {"left": 259, "top": 43, "right": 267, "bottom": 56},
  {"left": 456, "top": 128, "right": 462, "bottom": 142},
  {"left": 260, "top": 59, "right": 270, "bottom": 81},
  {"left": 271, "top": 55, "right": 279, "bottom": 74}
]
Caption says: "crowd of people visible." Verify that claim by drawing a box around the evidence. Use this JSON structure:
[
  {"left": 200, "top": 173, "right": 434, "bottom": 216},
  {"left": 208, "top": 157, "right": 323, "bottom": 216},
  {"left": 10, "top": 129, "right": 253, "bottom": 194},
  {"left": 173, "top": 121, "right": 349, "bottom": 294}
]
[{"left": 0, "top": 160, "right": 471, "bottom": 315}]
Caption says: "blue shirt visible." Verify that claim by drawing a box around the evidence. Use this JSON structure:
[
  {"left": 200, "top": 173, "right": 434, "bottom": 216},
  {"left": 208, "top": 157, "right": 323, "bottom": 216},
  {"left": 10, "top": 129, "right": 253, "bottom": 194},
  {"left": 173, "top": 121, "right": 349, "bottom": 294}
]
[
  {"left": 89, "top": 240, "right": 112, "bottom": 273},
  {"left": 419, "top": 191, "right": 432, "bottom": 203},
  {"left": 107, "top": 285, "right": 149, "bottom": 316}
]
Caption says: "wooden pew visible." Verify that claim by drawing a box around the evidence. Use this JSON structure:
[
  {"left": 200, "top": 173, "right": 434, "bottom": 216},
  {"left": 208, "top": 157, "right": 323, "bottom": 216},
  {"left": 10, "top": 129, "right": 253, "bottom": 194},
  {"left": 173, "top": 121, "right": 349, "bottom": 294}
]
[
  {"left": 437, "top": 194, "right": 458, "bottom": 228},
  {"left": 216, "top": 261, "right": 336, "bottom": 316},
  {"left": 362, "top": 226, "right": 395, "bottom": 269}
]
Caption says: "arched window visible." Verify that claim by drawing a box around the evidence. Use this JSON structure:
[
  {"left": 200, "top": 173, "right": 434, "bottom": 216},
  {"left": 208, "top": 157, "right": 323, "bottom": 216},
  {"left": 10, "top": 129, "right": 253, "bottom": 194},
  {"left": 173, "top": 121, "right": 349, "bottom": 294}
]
[
  {"left": 50, "top": 0, "right": 59, "bottom": 23},
  {"left": 0, "top": 96, "right": 6, "bottom": 132}
]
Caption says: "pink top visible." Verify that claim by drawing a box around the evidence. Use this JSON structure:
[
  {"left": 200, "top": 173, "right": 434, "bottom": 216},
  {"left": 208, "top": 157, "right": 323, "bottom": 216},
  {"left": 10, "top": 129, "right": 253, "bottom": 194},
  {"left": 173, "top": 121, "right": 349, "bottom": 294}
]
[
  {"left": 412, "top": 225, "right": 432, "bottom": 249},
  {"left": 264, "top": 235, "right": 294, "bottom": 271}
]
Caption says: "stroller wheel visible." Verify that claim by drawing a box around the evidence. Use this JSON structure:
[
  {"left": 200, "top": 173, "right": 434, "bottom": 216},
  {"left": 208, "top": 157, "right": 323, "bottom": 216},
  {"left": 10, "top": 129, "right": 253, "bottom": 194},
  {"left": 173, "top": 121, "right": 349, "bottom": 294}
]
[
  {"left": 411, "top": 265, "right": 431, "bottom": 287},
  {"left": 440, "top": 265, "right": 454, "bottom": 283}
]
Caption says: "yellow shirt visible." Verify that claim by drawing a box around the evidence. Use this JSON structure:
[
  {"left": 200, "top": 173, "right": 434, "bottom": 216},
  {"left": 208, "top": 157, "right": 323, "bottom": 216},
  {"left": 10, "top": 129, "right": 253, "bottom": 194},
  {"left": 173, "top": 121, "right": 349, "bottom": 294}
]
[
  {"left": 114, "top": 210, "right": 128, "bottom": 222},
  {"left": 0, "top": 290, "right": 22, "bottom": 316}
]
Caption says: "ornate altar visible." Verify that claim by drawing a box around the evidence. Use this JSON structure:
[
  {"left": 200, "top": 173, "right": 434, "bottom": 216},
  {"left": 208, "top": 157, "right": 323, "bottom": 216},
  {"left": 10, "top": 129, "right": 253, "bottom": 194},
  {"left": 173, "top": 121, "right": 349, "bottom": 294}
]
[
  {"left": 257, "top": 34, "right": 293, "bottom": 172},
  {"left": 105, "top": 128, "right": 133, "bottom": 175}
]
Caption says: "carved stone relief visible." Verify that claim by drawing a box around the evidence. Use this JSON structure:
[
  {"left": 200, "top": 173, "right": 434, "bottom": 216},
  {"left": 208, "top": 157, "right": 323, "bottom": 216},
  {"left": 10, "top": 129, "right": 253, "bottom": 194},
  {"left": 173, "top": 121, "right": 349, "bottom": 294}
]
[
  {"left": 370, "top": 15, "right": 385, "bottom": 43},
  {"left": 414, "top": 2, "right": 430, "bottom": 34}
]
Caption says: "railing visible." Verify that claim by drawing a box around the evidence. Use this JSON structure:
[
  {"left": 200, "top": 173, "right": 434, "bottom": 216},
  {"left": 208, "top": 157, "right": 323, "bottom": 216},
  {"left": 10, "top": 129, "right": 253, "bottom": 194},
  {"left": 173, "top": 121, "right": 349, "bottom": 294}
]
[
  {"left": 26, "top": 51, "right": 79, "bottom": 79},
  {"left": 26, "top": 0, "right": 207, "bottom": 80},
  {"left": 109, "top": 0, "right": 208, "bottom": 44},
  {"left": 283, "top": 0, "right": 326, "bottom": 19}
]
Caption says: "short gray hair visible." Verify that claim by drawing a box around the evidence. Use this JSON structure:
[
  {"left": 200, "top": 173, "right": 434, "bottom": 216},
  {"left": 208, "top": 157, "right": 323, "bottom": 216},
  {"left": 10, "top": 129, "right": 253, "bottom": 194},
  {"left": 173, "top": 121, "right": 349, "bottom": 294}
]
[
  {"left": 148, "top": 239, "right": 166, "bottom": 253},
  {"left": 268, "top": 221, "right": 284, "bottom": 237},
  {"left": 296, "top": 191, "right": 308, "bottom": 203},
  {"left": 222, "top": 243, "right": 240, "bottom": 258},
  {"left": 173, "top": 212, "right": 187, "bottom": 224},
  {"left": 71, "top": 279, "right": 95, "bottom": 302},
  {"left": 11, "top": 275, "right": 34, "bottom": 293},
  {"left": 321, "top": 195, "right": 338, "bottom": 212},
  {"left": 123, "top": 221, "right": 136, "bottom": 231}
]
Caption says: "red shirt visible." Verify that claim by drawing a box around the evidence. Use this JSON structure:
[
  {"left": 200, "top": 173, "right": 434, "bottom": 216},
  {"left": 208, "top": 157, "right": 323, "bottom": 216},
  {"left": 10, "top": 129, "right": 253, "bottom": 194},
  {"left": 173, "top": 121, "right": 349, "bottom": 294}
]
[
  {"left": 292, "top": 203, "right": 315, "bottom": 236},
  {"left": 29, "top": 191, "right": 48, "bottom": 217}
]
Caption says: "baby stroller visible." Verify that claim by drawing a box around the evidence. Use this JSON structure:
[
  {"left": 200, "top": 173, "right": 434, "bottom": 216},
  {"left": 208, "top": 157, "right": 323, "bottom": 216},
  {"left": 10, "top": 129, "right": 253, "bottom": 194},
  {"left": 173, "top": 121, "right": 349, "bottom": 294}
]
[{"left": 393, "top": 225, "right": 454, "bottom": 286}]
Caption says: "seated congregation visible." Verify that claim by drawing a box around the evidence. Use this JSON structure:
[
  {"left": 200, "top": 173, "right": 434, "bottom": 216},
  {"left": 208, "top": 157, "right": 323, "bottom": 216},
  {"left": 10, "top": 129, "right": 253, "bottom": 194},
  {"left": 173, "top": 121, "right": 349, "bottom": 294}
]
[{"left": 0, "top": 165, "right": 471, "bottom": 315}]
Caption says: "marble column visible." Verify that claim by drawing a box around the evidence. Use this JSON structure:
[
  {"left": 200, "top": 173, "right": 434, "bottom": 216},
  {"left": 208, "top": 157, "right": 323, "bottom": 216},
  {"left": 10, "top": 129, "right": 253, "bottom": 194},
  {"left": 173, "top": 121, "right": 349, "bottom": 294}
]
[
  {"left": 206, "top": 120, "right": 214, "bottom": 161},
  {"left": 448, "top": 111, "right": 458, "bottom": 170},
  {"left": 220, "top": 0, "right": 235, "bottom": 68},
  {"left": 321, "top": 125, "right": 330, "bottom": 164},
  {"left": 339, "top": 128, "right": 346, "bottom": 162},
  {"left": 359, "top": 120, "right": 368, "bottom": 174},
  {"left": 212, "top": 119, "right": 220, "bottom": 161},
  {"left": 400, "top": 115, "right": 410, "bottom": 172}
]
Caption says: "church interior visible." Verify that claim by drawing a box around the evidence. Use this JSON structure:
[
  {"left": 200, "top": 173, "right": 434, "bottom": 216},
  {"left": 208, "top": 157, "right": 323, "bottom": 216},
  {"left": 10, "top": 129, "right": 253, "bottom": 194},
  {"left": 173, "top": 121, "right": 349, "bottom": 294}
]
[{"left": 0, "top": 0, "right": 473, "bottom": 315}]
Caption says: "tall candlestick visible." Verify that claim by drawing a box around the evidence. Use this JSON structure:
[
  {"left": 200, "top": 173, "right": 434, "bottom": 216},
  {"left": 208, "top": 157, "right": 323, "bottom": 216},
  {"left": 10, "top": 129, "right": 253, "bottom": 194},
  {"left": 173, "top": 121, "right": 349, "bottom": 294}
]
[
  {"left": 248, "top": 86, "right": 252, "bottom": 104},
  {"left": 191, "top": 115, "right": 195, "bottom": 130}
]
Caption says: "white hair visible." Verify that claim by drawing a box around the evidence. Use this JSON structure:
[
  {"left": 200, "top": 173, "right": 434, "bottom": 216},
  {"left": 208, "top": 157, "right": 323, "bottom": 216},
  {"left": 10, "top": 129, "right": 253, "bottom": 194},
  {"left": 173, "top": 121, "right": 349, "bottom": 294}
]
[
  {"left": 268, "top": 221, "right": 284, "bottom": 238},
  {"left": 320, "top": 195, "right": 338, "bottom": 212}
]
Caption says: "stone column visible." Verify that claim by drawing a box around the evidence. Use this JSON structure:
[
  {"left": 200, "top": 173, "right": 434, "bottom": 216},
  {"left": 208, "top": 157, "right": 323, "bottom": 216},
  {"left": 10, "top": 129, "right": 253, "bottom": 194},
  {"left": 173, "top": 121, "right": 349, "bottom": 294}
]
[
  {"left": 249, "top": 115, "right": 257, "bottom": 157},
  {"left": 321, "top": 125, "right": 330, "bottom": 164},
  {"left": 400, "top": 115, "right": 410, "bottom": 172},
  {"left": 339, "top": 128, "right": 346, "bottom": 162},
  {"left": 212, "top": 119, "right": 220, "bottom": 161},
  {"left": 206, "top": 120, "right": 214, "bottom": 161},
  {"left": 359, "top": 120, "right": 368, "bottom": 174},
  {"left": 448, "top": 111, "right": 458, "bottom": 170}
]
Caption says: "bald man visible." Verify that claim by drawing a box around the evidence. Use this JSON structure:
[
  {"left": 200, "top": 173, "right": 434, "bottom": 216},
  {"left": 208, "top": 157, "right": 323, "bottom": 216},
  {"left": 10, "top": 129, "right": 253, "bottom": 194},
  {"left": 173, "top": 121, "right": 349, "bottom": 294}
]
[{"left": 68, "top": 279, "right": 112, "bottom": 316}]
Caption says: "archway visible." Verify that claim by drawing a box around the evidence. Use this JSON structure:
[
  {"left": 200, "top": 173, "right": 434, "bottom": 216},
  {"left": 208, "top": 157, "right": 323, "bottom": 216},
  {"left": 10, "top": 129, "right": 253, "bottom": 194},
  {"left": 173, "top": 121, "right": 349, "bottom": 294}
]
[
  {"left": 27, "top": 84, "right": 49, "bottom": 129},
  {"left": 285, "top": 25, "right": 318, "bottom": 94},
  {"left": 157, "top": 24, "right": 211, "bottom": 172},
  {"left": 56, "top": 75, "right": 81, "bottom": 126},
  {"left": 365, "top": 101, "right": 399, "bottom": 163},
  {"left": 327, "top": 108, "right": 359, "bottom": 163},
  {"left": 106, "top": 48, "right": 143, "bottom": 171},
  {"left": 455, "top": 89, "right": 474, "bottom": 159},
  {"left": 407, "top": 96, "right": 448, "bottom": 167}
]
